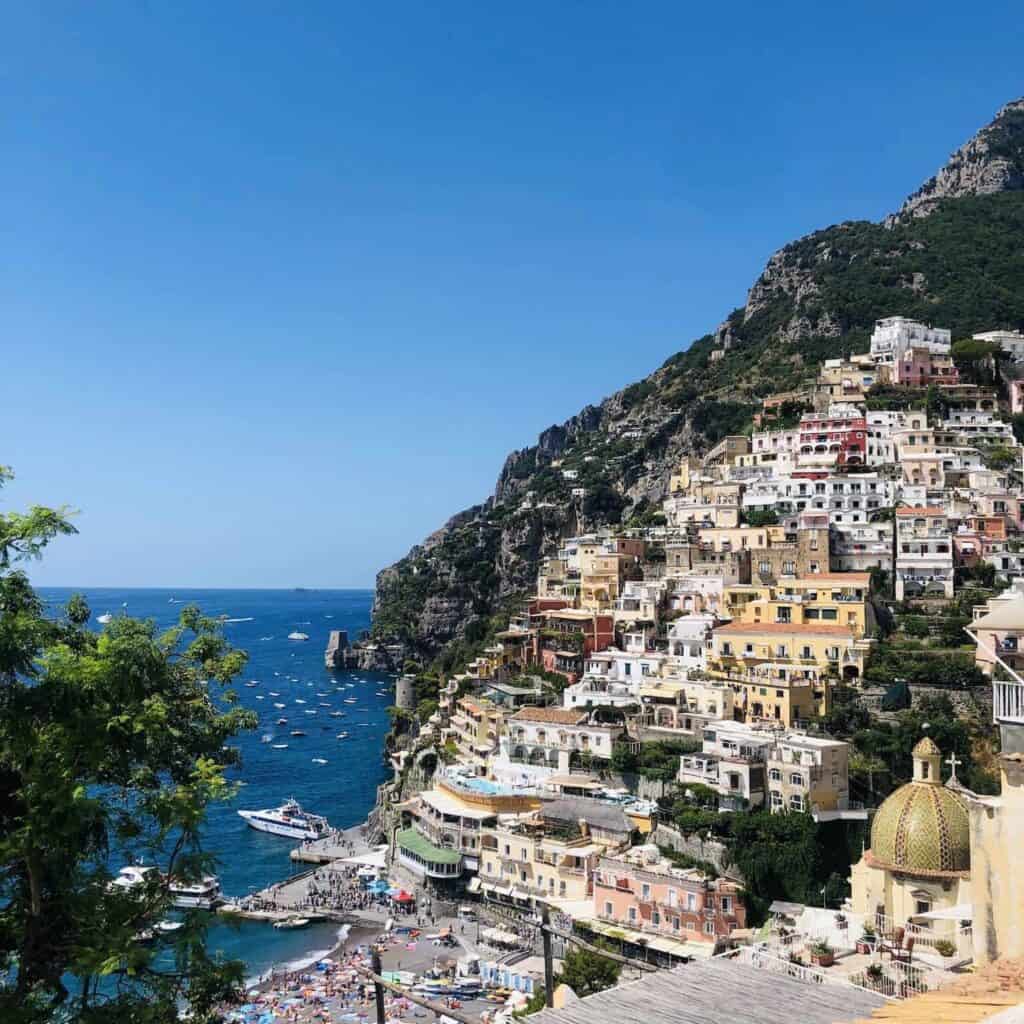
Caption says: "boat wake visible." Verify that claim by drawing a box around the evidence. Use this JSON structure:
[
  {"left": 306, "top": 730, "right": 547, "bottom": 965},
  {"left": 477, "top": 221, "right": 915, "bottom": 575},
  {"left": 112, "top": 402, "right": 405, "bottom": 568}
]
[{"left": 224, "top": 617, "right": 255, "bottom": 623}]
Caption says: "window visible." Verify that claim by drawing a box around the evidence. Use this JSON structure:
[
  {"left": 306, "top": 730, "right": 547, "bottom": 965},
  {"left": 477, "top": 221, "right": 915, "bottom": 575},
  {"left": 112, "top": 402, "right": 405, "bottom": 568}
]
[
  {"left": 801, "top": 646, "right": 812, "bottom": 659},
  {"left": 769, "top": 768, "right": 781, "bottom": 782},
  {"left": 628, "top": 907, "right": 637, "bottom": 923},
  {"left": 687, "top": 893, "right": 696, "bottom": 911},
  {"left": 782, "top": 561, "right": 796, "bottom": 575},
  {"left": 721, "top": 642, "right": 732, "bottom": 656},
  {"left": 672, "top": 916, "right": 680, "bottom": 931},
  {"left": 652, "top": 911, "right": 660, "bottom": 925},
  {"left": 641, "top": 883, "right": 651, "bottom": 900},
  {"left": 770, "top": 790, "right": 783, "bottom": 810},
  {"left": 604, "top": 901, "right": 613, "bottom": 917},
  {"left": 790, "top": 772, "right": 803, "bottom": 786},
  {"left": 822, "top": 608, "right": 838, "bottom": 621},
  {"left": 721, "top": 896, "right": 732, "bottom": 913},
  {"left": 704, "top": 921, "right": 715, "bottom": 935},
  {"left": 915, "top": 897, "right": 932, "bottom": 917},
  {"left": 789, "top": 794, "right": 804, "bottom": 812},
  {"left": 776, "top": 645, "right": 788, "bottom": 658}
]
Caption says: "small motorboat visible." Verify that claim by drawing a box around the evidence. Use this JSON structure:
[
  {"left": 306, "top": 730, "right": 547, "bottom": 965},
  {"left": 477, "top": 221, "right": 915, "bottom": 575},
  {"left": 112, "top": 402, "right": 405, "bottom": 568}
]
[
  {"left": 336, "top": 732, "right": 348, "bottom": 739},
  {"left": 255, "top": 695, "right": 264, "bottom": 701},
  {"left": 276, "top": 717, "right": 288, "bottom": 725},
  {"left": 269, "top": 691, "right": 280, "bottom": 696},
  {"left": 272, "top": 744, "right": 288, "bottom": 749},
  {"left": 312, "top": 758, "right": 328, "bottom": 765},
  {"left": 273, "top": 916, "right": 311, "bottom": 930},
  {"left": 245, "top": 681, "right": 259, "bottom": 688},
  {"left": 329, "top": 711, "right": 345, "bottom": 718},
  {"left": 295, "top": 699, "right": 306, "bottom": 704},
  {"left": 274, "top": 703, "right": 286, "bottom": 709},
  {"left": 318, "top": 702, "right": 331, "bottom": 708},
  {"left": 287, "top": 632, "right": 309, "bottom": 642},
  {"left": 290, "top": 730, "right": 306, "bottom": 737},
  {"left": 304, "top": 710, "right": 317, "bottom": 716},
  {"left": 343, "top": 698, "right": 357, "bottom": 705}
]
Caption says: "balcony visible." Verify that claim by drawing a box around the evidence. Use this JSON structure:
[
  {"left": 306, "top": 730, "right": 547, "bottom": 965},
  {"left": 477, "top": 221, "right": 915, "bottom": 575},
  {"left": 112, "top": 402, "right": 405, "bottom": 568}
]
[{"left": 994, "top": 680, "right": 1024, "bottom": 724}]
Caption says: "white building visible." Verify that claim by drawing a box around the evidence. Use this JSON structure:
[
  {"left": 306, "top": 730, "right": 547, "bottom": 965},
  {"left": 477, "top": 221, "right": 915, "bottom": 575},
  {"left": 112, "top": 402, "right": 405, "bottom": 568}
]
[
  {"left": 742, "top": 472, "right": 892, "bottom": 526},
  {"left": 499, "top": 708, "right": 622, "bottom": 776},
  {"left": 666, "top": 614, "right": 714, "bottom": 672},
  {"left": 895, "top": 506, "right": 954, "bottom": 599},
  {"left": 830, "top": 521, "right": 894, "bottom": 573},
  {"left": 870, "top": 316, "right": 951, "bottom": 366},
  {"left": 974, "top": 329, "right": 1024, "bottom": 362}
]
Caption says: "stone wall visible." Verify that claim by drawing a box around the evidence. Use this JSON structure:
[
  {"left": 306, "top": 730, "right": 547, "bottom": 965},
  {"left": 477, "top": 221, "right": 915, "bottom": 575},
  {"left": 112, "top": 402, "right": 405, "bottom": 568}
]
[{"left": 653, "top": 822, "right": 741, "bottom": 882}]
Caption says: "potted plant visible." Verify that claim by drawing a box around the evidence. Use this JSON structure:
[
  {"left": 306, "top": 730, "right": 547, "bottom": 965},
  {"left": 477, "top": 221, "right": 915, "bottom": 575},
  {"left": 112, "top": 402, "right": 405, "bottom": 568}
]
[
  {"left": 809, "top": 940, "right": 835, "bottom": 967},
  {"left": 865, "top": 962, "right": 884, "bottom": 988},
  {"left": 856, "top": 923, "right": 875, "bottom": 954},
  {"left": 933, "top": 938, "right": 957, "bottom": 960},
  {"left": 835, "top": 912, "right": 848, "bottom": 931}
]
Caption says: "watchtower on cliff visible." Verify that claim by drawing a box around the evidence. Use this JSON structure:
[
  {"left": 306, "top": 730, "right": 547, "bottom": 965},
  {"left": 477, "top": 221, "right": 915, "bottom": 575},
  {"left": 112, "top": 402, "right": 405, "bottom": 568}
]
[{"left": 395, "top": 674, "right": 416, "bottom": 711}]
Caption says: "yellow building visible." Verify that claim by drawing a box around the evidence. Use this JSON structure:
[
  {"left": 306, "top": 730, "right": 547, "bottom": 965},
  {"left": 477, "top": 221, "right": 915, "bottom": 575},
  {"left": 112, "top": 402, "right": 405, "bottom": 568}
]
[
  {"left": 724, "top": 573, "right": 873, "bottom": 638},
  {"left": 707, "top": 620, "right": 873, "bottom": 725},
  {"left": 850, "top": 739, "right": 971, "bottom": 943},
  {"left": 447, "top": 697, "right": 507, "bottom": 762}
]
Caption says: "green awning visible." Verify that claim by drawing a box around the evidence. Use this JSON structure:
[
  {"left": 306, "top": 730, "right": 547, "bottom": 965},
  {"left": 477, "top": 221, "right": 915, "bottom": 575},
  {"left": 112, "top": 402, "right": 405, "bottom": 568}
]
[{"left": 396, "top": 828, "right": 461, "bottom": 865}]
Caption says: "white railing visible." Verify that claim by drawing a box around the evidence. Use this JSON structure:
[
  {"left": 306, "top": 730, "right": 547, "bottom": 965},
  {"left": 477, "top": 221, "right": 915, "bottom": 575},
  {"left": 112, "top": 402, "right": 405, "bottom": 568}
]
[
  {"left": 723, "top": 945, "right": 886, "bottom": 996},
  {"left": 994, "top": 679, "right": 1024, "bottom": 724}
]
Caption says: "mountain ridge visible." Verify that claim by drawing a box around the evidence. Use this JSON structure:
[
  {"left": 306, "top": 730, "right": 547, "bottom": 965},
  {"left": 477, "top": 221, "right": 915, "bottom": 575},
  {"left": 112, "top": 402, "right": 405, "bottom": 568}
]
[{"left": 363, "top": 98, "right": 1024, "bottom": 671}]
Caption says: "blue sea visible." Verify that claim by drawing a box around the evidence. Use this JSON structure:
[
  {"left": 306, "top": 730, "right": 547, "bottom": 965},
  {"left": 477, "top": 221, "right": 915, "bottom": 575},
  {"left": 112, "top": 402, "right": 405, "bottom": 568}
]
[{"left": 38, "top": 587, "right": 391, "bottom": 980}]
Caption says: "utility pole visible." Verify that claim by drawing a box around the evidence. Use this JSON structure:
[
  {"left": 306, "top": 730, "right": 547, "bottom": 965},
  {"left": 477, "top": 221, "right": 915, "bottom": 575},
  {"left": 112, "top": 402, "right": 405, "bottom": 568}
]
[
  {"left": 541, "top": 904, "right": 554, "bottom": 1008},
  {"left": 371, "top": 947, "right": 386, "bottom": 1024}
]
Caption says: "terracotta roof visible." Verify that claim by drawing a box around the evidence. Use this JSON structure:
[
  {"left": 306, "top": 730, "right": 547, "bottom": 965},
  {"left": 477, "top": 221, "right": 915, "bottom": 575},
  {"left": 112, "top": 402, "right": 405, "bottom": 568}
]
[
  {"left": 896, "top": 506, "right": 946, "bottom": 516},
  {"left": 511, "top": 707, "right": 588, "bottom": 725},
  {"left": 714, "top": 622, "right": 856, "bottom": 636}
]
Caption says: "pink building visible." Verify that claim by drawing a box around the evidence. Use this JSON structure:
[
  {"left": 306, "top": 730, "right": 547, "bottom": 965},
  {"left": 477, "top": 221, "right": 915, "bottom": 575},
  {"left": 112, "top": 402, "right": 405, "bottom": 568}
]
[
  {"left": 593, "top": 847, "right": 745, "bottom": 952},
  {"left": 890, "top": 346, "right": 959, "bottom": 387},
  {"left": 1011, "top": 380, "right": 1024, "bottom": 416}
]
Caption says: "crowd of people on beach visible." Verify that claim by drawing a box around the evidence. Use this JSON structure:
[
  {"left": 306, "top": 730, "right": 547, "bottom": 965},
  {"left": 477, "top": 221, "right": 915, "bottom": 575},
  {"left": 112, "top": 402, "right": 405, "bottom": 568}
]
[{"left": 227, "top": 944, "right": 389, "bottom": 1023}]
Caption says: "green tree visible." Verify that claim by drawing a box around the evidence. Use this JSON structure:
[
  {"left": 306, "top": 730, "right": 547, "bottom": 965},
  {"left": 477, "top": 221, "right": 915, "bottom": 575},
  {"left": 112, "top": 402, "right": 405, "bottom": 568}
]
[
  {"left": 558, "top": 942, "right": 621, "bottom": 997},
  {"left": 0, "top": 467, "right": 257, "bottom": 1023}
]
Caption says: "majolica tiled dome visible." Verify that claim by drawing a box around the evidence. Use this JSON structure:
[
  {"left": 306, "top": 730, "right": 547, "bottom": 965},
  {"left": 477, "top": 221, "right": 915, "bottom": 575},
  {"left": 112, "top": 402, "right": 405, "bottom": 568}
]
[{"left": 868, "top": 739, "right": 970, "bottom": 877}]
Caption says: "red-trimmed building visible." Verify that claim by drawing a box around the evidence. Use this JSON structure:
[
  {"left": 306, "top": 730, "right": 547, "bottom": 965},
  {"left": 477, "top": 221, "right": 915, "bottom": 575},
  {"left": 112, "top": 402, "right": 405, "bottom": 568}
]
[{"left": 797, "top": 405, "right": 867, "bottom": 469}]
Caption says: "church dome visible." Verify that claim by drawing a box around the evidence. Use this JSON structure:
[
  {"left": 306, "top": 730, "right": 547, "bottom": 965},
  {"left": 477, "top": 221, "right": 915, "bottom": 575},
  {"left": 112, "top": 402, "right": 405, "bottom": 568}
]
[{"left": 868, "top": 739, "right": 970, "bottom": 877}]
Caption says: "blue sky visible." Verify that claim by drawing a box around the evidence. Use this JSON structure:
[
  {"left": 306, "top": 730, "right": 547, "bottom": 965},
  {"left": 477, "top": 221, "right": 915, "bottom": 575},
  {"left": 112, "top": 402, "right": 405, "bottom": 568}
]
[{"left": 3, "top": 2, "right": 1023, "bottom": 587}]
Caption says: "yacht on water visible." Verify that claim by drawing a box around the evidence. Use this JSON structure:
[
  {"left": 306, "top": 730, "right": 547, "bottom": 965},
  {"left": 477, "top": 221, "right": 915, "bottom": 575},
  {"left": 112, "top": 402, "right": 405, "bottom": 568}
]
[
  {"left": 287, "top": 632, "right": 309, "bottom": 641},
  {"left": 237, "top": 799, "right": 330, "bottom": 841},
  {"left": 112, "top": 865, "right": 222, "bottom": 910},
  {"left": 97, "top": 613, "right": 113, "bottom": 624}
]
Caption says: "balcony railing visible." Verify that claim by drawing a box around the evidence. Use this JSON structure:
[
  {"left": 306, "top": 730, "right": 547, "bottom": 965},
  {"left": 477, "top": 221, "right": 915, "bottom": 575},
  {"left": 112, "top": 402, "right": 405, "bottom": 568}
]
[{"left": 994, "top": 679, "right": 1024, "bottom": 724}]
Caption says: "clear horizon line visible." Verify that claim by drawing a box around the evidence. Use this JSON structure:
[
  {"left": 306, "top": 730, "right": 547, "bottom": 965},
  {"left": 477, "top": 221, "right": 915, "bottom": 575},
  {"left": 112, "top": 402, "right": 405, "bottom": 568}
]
[{"left": 32, "top": 584, "right": 377, "bottom": 592}]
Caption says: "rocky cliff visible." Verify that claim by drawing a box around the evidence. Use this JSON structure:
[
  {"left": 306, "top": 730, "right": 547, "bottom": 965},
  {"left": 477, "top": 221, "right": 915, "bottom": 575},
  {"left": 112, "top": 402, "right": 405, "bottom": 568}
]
[
  {"left": 365, "top": 98, "right": 1024, "bottom": 670},
  {"left": 894, "top": 99, "right": 1024, "bottom": 222}
]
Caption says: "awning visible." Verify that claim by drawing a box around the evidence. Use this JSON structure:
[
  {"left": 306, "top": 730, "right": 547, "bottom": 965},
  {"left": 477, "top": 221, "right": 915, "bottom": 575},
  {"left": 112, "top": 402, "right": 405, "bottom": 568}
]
[
  {"left": 483, "top": 883, "right": 512, "bottom": 897},
  {"left": 338, "top": 845, "right": 389, "bottom": 869},
  {"left": 911, "top": 903, "right": 973, "bottom": 922},
  {"left": 582, "top": 918, "right": 714, "bottom": 959},
  {"left": 466, "top": 877, "right": 482, "bottom": 894}
]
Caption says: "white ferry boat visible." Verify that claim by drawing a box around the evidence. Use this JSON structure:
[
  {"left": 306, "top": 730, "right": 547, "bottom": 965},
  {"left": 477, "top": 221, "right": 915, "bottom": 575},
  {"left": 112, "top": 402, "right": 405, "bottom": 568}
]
[
  {"left": 237, "top": 798, "right": 330, "bottom": 841},
  {"left": 112, "top": 865, "right": 222, "bottom": 910}
]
